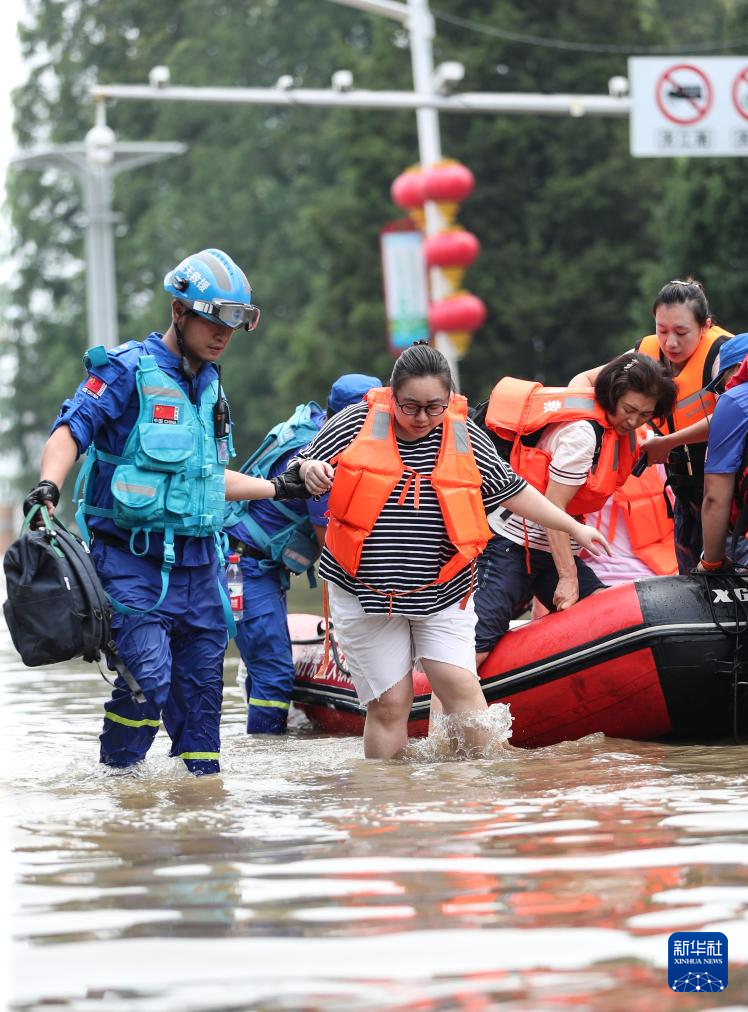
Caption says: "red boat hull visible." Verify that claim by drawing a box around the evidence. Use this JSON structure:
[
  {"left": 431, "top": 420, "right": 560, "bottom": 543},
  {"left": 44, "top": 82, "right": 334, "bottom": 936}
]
[{"left": 291, "top": 575, "right": 748, "bottom": 746}]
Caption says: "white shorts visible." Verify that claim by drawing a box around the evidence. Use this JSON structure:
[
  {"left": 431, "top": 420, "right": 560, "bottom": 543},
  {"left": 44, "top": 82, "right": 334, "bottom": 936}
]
[{"left": 326, "top": 582, "right": 478, "bottom": 705}]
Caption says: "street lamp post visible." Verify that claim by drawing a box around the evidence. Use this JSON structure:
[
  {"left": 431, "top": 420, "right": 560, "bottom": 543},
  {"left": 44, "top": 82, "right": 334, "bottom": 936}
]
[
  {"left": 89, "top": 2, "right": 631, "bottom": 371},
  {"left": 330, "top": 0, "right": 457, "bottom": 375},
  {"left": 387, "top": 0, "right": 459, "bottom": 379},
  {"left": 12, "top": 103, "right": 186, "bottom": 348}
]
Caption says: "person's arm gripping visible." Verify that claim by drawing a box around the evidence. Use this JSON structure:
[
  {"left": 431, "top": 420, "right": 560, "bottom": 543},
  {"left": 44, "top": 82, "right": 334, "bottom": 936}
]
[
  {"left": 528, "top": 419, "right": 599, "bottom": 610},
  {"left": 700, "top": 473, "right": 735, "bottom": 568},
  {"left": 568, "top": 349, "right": 636, "bottom": 390},
  {"left": 642, "top": 416, "right": 711, "bottom": 466},
  {"left": 697, "top": 392, "right": 748, "bottom": 570},
  {"left": 27, "top": 426, "right": 80, "bottom": 516},
  {"left": 543, "top": 478, "right": 585, "bottom": 611}
]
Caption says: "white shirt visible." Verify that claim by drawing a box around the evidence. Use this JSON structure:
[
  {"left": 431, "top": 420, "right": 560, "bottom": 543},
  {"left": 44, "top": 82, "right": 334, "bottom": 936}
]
[{"left": 487, "top": 419, "right": 598, "bottom": 553}]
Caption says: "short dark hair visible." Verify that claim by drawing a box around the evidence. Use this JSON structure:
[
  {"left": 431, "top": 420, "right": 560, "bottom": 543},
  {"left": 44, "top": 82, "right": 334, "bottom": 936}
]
[
  {"left": 594, "top": 352, "right": 677, "bottom": 419},
  {"left": 390, "top": 341, "right": 455, "bottom": 396},
  {"left": 652, "top": 277, "right": 710, "bottom": 328}
]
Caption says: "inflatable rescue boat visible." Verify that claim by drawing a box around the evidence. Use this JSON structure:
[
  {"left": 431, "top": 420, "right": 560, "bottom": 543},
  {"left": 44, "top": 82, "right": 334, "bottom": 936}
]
[{"left": 290, "top": 574, "right": 748, "bottom": 746}]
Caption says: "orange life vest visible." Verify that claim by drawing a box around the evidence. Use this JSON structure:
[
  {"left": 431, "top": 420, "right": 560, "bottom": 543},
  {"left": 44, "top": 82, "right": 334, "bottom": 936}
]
[
  {"left": 638, "top": 326, "right": 730, "bottom": 432},
  {"left": 485, "top": 377, "right": 637, "bottom": 516},
  {"left": 602, "top": 464, "right": 677, "bottom": 576},
  {"left": 325, "top": 386, "right": 491, "bottom": 584}
]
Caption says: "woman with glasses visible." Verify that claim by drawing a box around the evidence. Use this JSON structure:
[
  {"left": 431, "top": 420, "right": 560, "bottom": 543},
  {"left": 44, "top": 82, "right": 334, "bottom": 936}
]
[
  {"left": 297, "top": 342, "right": 611, "bottom": 759},
  {"left": 473, "top": 353, "right": 676, "bottom": 668},
  {"left": 570, "top": 278, "right": 732, "bottom": 573}
]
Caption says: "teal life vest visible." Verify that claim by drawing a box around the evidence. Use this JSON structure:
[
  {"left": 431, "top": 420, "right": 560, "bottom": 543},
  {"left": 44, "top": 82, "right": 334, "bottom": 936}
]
[
  {"left": 75, "top": 350, "right": 235, "bottom": 621},
  {"left": 224, "top": 401, "right": 323, "bottom": 586}
]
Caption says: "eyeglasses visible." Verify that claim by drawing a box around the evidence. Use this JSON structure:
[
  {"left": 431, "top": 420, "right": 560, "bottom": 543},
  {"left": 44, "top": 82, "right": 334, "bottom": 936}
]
[
  {"left": 191, "top": 299, "right": 261, "bottom": 331},
  {"left": 394, "top": 398, "right": 449, "bottom": 417}
]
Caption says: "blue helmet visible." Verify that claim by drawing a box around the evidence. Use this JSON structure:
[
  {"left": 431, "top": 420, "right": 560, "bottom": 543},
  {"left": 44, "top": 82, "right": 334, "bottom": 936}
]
[
  {"left": 328, "top": 373, "right": 381, "bottom": 415},
  {"left": 164, "top": 249, "right": 260, "bottom": 331}
]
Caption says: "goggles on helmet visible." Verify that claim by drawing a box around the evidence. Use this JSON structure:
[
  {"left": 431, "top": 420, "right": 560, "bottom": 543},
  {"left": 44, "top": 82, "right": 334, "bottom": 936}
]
[{"left": 190, "top": 299, "right": 261, "bottom": 331}]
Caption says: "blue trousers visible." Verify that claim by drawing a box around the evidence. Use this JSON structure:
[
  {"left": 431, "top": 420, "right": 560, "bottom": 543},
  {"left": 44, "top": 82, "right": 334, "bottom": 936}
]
[
  {"left": 233, "top": 560, "right": 295, "bottom": 734},
  {"left": 92, "top": 543, "right": 228, "bottom": 775},
  {"left": 673, "top": 497, "right": 702, "bottom": 576},
  {"left": 474, "top": 534, "right": 606, "bottom": 655}
]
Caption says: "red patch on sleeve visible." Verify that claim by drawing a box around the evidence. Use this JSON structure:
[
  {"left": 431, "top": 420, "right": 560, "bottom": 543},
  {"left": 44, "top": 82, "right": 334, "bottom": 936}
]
[{"left": 83, "top": 375, "right": 107, "bottom": 398}]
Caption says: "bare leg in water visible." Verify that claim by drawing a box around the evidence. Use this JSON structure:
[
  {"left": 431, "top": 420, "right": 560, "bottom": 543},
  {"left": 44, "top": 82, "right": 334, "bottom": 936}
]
[
  {"left": 429, "top": 651, "right": 487, "bottom": 733},
  {"left": 422, "top": 658, "right": 488, "bottom": 756},
  {"left": 363, "top": 671, "right": 413, "bottom": 759}
]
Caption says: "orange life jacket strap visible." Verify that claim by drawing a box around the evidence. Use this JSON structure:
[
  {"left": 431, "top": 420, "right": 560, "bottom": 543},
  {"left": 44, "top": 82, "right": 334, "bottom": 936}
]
[
  {"left": 313, "top": 582, "right": 332, "bottom": 680},
  {"left": 459, "top": 560, "right": 477, "bottom": 610},
  {"left": 607, "top": 501, "right": 620, "bottom": 543},
  {"left": 321, "top": 557, "right": 480, "bottom": 631},
  {"left": 523, "top": 520, "right": 531, "bottom": 574},
  {"left": 353, "top": 575, "right": 437, "bottom": 605},
  {"left": 351, "top": 565, "right": 480, "bottom": 613},
  {"left": 397, "top": 466, "right": 421, "bottom": 509}
]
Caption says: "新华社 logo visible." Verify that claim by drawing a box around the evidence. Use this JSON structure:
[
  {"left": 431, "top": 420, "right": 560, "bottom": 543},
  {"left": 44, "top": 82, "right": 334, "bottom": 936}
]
[{"left": 668, "top": 931, "right": 728, "bottom": 992}]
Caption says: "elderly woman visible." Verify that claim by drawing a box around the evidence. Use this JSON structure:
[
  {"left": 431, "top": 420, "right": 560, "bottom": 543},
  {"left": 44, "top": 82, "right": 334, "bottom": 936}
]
[{"left": 474, "top": 352, "right": 677, "bottom": 666}]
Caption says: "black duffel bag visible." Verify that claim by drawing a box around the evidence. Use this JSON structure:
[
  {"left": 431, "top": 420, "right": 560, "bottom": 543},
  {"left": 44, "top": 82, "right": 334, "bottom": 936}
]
[{"left": 3, "top": 506, "right": 144, "bottom": 702}]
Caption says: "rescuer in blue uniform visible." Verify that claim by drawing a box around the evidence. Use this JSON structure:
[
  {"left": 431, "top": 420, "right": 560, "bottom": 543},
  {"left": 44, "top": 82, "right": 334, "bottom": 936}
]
[
  {"left": 23, "top": 249, "right": 307, "bottom": 775},
  {"left": 224, "top": 373, "right": 380, "bottom": 734}
]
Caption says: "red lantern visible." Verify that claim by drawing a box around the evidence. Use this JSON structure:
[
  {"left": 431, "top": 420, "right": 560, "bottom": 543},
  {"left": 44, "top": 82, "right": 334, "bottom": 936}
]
[
  {"left": 423, "top": 228, "right": 480, "bottom": 269},
  {"left": 391, "top": 170, "right": 426, "bottom": 210},
  {"left": 428, "top": 293, "right": 487, "bottom": 334},
  {"left": 421, "top": 162, "right": 475, "bottom": 204}
]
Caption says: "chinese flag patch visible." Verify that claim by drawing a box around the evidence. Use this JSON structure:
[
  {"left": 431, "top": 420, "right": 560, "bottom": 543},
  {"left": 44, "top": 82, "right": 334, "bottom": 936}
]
[
  {"left": 153, "top": 403, "right": 179, "bottom": 424},
  {"left": 83, "top": 375, "right": 107, "bottom": 398}
]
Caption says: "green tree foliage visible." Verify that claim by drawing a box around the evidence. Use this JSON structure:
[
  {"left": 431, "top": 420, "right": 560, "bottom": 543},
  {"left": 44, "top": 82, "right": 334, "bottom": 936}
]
[{"left": 3, "top": 0, "right": 746, "bottom": 493}]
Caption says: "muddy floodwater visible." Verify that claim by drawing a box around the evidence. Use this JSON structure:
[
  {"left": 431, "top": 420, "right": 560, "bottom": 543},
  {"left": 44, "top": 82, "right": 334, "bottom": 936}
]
[{"left": 2, "top": 615, "right": 748, "bottom": 1010}]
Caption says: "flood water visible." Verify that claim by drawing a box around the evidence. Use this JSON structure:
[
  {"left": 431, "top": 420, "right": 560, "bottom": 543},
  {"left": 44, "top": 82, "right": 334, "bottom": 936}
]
[{"left": 3, "top": 614, "right": 748, "bottom": 1010}]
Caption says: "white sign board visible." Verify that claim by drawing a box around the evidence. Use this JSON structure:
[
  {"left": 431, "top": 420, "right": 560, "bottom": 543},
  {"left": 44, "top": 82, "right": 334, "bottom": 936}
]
[
  {"left": 379, "top": 226, "right": 430, "bottom": 352},
  {"left": 629, "top": 56, "right": 748, "bottom": 157}
]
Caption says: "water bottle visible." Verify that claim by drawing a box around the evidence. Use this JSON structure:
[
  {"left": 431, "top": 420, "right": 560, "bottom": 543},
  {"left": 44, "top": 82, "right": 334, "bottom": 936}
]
[{"left": 227, "top": 553, "right": 244, "bottom": 623}]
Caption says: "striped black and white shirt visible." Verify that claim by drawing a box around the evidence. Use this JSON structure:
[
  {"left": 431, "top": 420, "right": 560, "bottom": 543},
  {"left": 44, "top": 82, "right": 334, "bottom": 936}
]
[{"left": 298, "top": 402, "right": 526, "bottom": 615}]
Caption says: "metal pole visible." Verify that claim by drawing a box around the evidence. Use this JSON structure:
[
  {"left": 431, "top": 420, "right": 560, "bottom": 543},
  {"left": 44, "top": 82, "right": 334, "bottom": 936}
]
[
  {"left": 328, "top": 0, "right": 461, "bottom": 382},
  {"left": 82, "top": 169, "right": 118, "bottom": 349},
  {"left": 90, "top": 83, "right": 631, "bottom": 117},
  {"left": 405, "top": 0, "right": 440, "bottom": 164},
  {"left": 12, "top": 130, "right": 186, "bottom": 349},
  {"left": 402, "top": 0, "right": 460, "bottom": 385}
]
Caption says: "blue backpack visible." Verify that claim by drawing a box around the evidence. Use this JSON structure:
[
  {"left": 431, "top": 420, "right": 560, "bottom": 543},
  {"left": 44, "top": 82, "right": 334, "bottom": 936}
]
[{"left": 224, "top": 402, "right": 324, "bottom": 584}]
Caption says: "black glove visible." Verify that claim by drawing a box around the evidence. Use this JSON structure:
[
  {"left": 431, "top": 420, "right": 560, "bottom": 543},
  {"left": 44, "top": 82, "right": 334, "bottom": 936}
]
[
  {"left": 271, "top": 461, "right": 311, "bottom": 501},
  {"left": 23, "top": 479, "right": 60, "bottom": 517}
]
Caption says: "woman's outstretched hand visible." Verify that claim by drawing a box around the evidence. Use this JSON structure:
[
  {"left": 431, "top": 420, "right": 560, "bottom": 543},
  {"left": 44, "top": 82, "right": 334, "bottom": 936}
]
[{"left": 574, "top": 524, "right": 612, "bottom": 557}]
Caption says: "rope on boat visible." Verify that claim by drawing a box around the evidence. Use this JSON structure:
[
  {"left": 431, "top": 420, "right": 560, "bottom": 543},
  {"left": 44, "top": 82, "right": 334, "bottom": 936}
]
[{"left": 290, "top": 619, "right": 351, "bottom": 678}]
